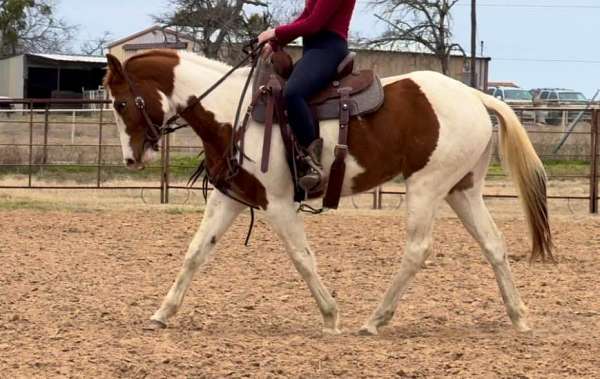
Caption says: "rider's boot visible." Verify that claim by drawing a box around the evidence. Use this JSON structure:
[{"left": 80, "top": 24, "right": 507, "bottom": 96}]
[{"left": 299, "top": 138, "right": 324, "bottom": 192}]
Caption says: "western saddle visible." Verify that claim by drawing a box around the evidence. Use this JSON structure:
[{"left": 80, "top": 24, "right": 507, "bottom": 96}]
[{"left": 244, "top": 49, "right": 384, "bottom": 209}]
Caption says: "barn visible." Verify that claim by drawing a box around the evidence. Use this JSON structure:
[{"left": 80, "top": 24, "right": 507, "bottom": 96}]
[
  {"left": 107, "top": 25, "right": 490, "bottom": 89},
  {"left": 106, "top": 25, "right": 197, "bottom": 62},
  {"left": 286, "top": 44, "right": 491, "bottom": 90},
  {"left": 0, "top": 53, "right": 107, "bottom": 100}
]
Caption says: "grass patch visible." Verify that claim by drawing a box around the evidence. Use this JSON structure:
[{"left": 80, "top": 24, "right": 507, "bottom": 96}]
[
  {"left": 0, "top": 156, "right": 591, "bottom": 184},
  {"left": 488, "top": 159, "right": 589, "bottom": 179},
  {"left": 0, "top": 154, "right": 203, "bottom": 183}
]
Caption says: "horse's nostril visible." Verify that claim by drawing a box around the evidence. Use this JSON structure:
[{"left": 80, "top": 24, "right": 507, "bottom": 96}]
[{"left": 126, "top": 158, "right": 135, "bottom": 166}]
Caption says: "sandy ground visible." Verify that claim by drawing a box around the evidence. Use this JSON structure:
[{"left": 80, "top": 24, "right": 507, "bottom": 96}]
[{"left": 1, "top": 197, "right": 600, "bottom": 378}]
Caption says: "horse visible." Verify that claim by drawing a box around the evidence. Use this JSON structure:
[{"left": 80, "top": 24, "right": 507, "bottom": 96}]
[{"left": 104, "top": 49, "right": 553, "bottom": 336}]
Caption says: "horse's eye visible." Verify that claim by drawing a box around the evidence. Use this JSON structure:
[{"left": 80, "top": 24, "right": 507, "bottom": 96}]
[{"left": 113, "top": 101, "right": 127, "bottom": 112}]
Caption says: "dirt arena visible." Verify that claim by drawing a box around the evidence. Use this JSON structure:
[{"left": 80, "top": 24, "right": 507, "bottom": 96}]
[{"left": 1, "top": 195, "right": 599, "bottom": 378}]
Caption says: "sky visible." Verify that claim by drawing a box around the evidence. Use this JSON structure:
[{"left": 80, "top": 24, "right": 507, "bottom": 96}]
[{"left": 56, "top": 0, "right": 600, "bottom": 97}]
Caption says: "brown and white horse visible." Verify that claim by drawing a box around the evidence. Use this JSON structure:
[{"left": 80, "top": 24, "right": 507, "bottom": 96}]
[{"left": 104, "top": 50, "right": 552, "bottom": 336}]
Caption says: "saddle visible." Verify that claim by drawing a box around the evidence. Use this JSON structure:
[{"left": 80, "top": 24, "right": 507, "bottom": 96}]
[
  {"left": 243, "top": 49, "right": 384, "bottom": 209},
  {"left": 251, "top": 51, "right": 384, "bottom": 123}
]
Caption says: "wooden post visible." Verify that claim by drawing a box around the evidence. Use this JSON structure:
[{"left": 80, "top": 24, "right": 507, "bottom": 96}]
[
  {"left": 470, "top": 0, "right": 478, "bottom": 88},
  {"left": 164, "top": 134, "right": 171, "bottom": 204},
  {"left": 42, "top": 104, "right": 50, "bottom": 165},
  {"left": 96, "top": 109, "right": 104, "bottom": 188},
  {"left": 590, "top": 110, "right": 599, "bottom": 214},
  {"left": 160, "top": 134, "right": 168, "bottom": 204},
  {"left": 28, "top": 101, "right": 34, "bottom": 187}
]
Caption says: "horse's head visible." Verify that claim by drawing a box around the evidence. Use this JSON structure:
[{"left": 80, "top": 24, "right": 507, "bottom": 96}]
[{"left": 104, "top": 53, "right": 177, "bottom": 170}]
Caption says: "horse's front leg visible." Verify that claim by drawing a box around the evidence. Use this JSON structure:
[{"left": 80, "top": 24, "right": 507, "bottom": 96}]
[
  {"left": 265, "top": 200, "right": 340, "bottom": 335},
  {"left": 148, "top": 190, "right": 245, "bottom": 329}
]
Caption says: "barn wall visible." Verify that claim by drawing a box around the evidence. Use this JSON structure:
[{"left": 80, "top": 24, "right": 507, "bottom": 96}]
[
  {"left": 286, "top": 46, "right": 489, "bottom": 88},
  {"left": 0, "top": 55, "right": 25, "bottom": 98},
  {"left": 108, "top": 30, "right": 195, "bottom": 62}
]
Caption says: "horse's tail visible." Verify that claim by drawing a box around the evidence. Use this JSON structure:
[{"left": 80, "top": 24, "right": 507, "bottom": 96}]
[{"left": 475, "top": 91, "right": 554, "bottom": 262}]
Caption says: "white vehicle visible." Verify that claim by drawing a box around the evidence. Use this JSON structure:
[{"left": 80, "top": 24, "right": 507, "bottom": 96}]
[
  {"left": 492, "top": 87, "right": 534, "bottom": 105},
  {"left": 490, "top": 87, "right": 535, "bottom": 123}
]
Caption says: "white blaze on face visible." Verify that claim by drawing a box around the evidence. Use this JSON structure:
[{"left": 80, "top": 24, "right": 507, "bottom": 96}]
[{"left": 114, "top": 111, "right": 135, "bottom": 164}]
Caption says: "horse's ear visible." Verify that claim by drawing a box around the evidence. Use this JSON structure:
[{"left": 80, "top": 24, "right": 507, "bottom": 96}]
[{"left": 106, "top": 54, "right": 124, "bottom": 80}]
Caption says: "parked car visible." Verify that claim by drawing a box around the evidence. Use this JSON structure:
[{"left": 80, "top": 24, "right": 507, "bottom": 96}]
[
  {"left": 490, "top": 87, "right": 535, "bottom": 122},
  {"left": 492, "top": 87, "right": 534, "bottom": 105},
  {"left": 533, "top": 88, "right": 587, "bottom": 105},
  {"left": 532, "top": 88, "right": 589, "bottom": 125}
]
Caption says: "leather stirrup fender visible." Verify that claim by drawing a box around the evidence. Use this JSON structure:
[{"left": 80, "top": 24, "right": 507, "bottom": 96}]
[
  {"left": 323, "top": 88, "right": 352, "bottom": 209},
  {"left": 260, "top": 76, "right": 281, "bottom": 173}
]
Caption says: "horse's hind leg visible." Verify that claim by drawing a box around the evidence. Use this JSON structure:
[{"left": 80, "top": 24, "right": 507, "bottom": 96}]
[
  {"left": 446, "top": 181, "right": 531, "bottom": 332},
  {"left": 359, "top": 185, "right": 441, "bottom": 336},
  {"left": 148, "top": 191, "right": 245, "bottom": 329},
  {"left": 265, "top": 201, "right": 340, "bottom": 335}
]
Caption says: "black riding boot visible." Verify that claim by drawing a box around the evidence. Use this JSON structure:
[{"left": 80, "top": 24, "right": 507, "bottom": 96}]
[{"left": 298, "top": 138, "right": 324, "bottom": 192}]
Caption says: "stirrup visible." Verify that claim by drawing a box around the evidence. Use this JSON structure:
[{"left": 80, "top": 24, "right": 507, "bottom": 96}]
[{"left": 299, "top": 169, "right": 322, "bottom": 192}]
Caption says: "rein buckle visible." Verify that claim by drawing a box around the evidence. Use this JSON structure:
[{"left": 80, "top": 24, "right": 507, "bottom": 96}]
[{"left": 135, "top": 96, "right": 146, "bottom": 109}]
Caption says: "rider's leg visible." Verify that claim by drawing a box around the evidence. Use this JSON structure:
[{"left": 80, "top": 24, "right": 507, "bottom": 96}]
[{"left": 284, "top": 31, "right": 348, "bottom": 191}]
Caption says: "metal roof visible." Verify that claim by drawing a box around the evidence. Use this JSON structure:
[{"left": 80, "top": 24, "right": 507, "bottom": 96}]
[{"left": 30, "top": 53, "right": 106, "bottom": 64}]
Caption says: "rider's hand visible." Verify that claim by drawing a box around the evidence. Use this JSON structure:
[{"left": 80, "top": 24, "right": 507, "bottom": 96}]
[
  {"left": 258, "top": 29, "right": 276, "bottom": 45},
  {"left": 261, "top": 42, "right": 273, "bottom": 60}
]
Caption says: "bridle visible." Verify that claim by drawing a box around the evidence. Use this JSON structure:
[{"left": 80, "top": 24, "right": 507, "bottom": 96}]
[{"left": 119, "top": 39, "right": 266, "bottom": 151}]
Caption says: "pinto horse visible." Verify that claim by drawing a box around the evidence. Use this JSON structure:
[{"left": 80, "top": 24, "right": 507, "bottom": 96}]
[{"left": 104, "top": 50, "right": 552, "bottom": 336}]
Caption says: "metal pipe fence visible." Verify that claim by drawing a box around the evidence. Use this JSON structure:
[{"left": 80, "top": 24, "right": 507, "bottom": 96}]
[{"left": 0, "top": 99, "right": 598, "bottom": 212}]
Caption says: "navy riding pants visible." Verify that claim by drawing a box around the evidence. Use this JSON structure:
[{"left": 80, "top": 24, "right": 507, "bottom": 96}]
[{"left": 284, "top": 31, "right": 349, "bottom": 147}]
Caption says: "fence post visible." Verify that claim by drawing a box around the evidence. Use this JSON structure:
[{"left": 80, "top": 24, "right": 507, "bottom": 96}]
[
  {"left": 28, "top": 101, "right": 34, "bottom": 188},
  {"left": 164, "top": 134, "right": 171, "bottom": 204},
  {"left": 43, "top": 104, "right": 49, "bottom": 165},
  {"left": 159, "top": 134, "right": 168, "bottom": 204},
  {"left": 96, "top": 109, "right": 104, "bottom": 188},
  {"left": 590, "top": 109, "right": 599, "bottom": 214}
]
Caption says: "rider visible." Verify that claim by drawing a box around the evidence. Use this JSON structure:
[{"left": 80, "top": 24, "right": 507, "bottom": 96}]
[{"left": 258, "top": 0, "right": 357, "bottom": 191}]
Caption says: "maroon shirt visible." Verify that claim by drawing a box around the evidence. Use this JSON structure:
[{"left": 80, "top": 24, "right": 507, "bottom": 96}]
[{"left": 275, "top": 0, "right": 356, "bottom": 45}]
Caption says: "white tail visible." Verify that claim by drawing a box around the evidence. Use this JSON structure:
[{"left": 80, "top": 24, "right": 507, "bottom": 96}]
[{"left": 476, "top": 92, "right": 554, "bottom": 262}]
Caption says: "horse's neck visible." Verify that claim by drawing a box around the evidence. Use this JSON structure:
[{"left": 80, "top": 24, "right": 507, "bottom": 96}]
[
  {"left": 171, "top": 55, "right": 251, "bottom": 125},
  {"left": 173, "top": 55, "right": 252, "bottom": 170}
]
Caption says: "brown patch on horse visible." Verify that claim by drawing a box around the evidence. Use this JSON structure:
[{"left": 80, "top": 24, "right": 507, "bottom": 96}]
[
  {"left": 450, "top": 172, "right": 474, "bottom": 194},
  {"left": 104, "top": 50, "right": 180, "bottom": 161},
  {"left": 348, "top": 79, "right": 440, "bottom": 193},
  {"left": 180, "top": 97, "right": 269, "bottom": 210}
]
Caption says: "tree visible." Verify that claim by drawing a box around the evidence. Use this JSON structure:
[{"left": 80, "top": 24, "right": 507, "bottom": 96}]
[
  {"left": 0, "top": 0, "right": 76, "bottom": 56},
  {"left": 370, "top": 0, "right": 464, "bottom": 75},
  {"left": 154, "top": 0, "right": 269, "bottom": 62},
  {"left": 266, "top": 0, "right": 303, "bottom": 25},
  {"left": 80, "top": 31, "right": 112, "bottom": 56}
]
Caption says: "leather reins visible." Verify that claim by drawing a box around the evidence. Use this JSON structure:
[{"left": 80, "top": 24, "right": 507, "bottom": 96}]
[{"left": 120, "top": 40, "right": 265, "bottom": 151}]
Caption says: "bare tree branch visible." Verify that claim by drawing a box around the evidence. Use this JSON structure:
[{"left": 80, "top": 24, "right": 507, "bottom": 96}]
[
  {"left": 80, "top": 31, "right": 112, "bottom": 56},
  {"left": 0, "top": 0, "right": 77, "bottom": 56},
  {"left": 369, "top": 0, "right": 464, "bottom": 74}
]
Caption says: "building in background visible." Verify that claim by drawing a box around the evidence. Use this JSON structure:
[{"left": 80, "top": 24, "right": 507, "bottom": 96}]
[
  {"left": 108, "top": 25, "right": 490, "bottom": 89},
  {"left": 0, "top": 53, "right": 106, "bottom": 100},
  {"left": 286, "top": 43, "right": 490, "bottom": 90},
  {"left": 106, "top": 25, "right": 196, "bottom": 62}
]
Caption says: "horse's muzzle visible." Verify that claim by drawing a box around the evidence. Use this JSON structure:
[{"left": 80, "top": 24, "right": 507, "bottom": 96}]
[{"left": 126, "top": 159, "right": 145, "bottom": 171}]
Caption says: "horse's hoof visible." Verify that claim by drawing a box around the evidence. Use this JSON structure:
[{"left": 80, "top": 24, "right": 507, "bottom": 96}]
[
  {"left": 322, "top": 327, "right": 342, "bottom": 336},
  {"left": 357, "top": 325, "right": 378, "bottom": 336},
  {"left": 143, "top": 319, "right": 167, "bottom": 331},
  {"left": 514, "top": 321, "right": 532, "bottom": 334}
]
